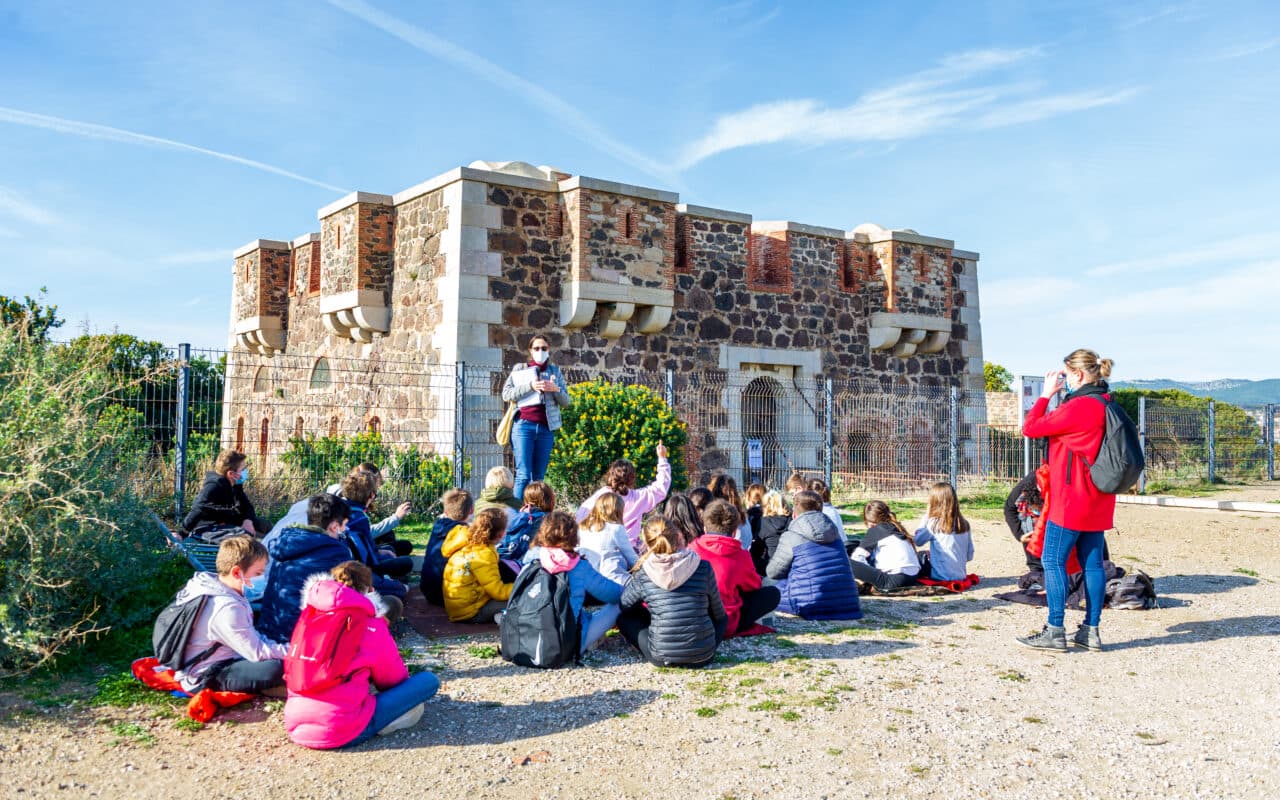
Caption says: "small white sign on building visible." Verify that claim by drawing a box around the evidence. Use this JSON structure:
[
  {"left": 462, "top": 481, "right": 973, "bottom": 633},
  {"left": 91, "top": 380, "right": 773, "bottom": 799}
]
[{"left": 746, "top": 439, "right": 764, "bottom": 470}]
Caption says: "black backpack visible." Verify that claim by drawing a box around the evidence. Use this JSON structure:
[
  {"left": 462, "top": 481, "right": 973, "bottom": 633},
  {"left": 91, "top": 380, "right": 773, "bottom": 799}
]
[
  {"left": 500, "top": 563, "right": 580, "bottom": 669},
  {"left": 1107, "top": 569, "right": 1158, "bottom": 610},
  {"left": 1078, "top": 396, "right": 1145, "bottom": 494},
  {"left": 153, "top": 593, "right": 218, "bottom": 672}
]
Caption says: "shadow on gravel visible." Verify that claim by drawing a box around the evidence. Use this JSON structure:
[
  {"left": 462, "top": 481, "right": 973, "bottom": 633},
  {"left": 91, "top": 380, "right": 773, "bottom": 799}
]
[
  {"left": 354, "top": 689, "right": 662, "bottom": 749},
  {"left": 1156, "top": 574, "right": 1259, "bottom": 595},
  {"left": 1104, "top": 615, "right": 1280, "bottom": 652}
]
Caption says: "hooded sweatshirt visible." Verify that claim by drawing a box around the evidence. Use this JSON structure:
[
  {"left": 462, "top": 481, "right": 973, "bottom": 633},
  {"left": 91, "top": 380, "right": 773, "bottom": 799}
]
[
  {"left": 575, "top": 457, "right": 672, "bottom": 547},
  {"left": 283, "top": 577, "right": 407, "bottom": 750},
  {"left": 258, "top": 525, "right": 354, "bottom": 644},
  {"left": 476, "top": 486, "right": 522, "bottom": 515},
  {"left": 767, "top": 511, "right": 862, "bottom": 621},
  {"left": 620, "top": 550, "right": 726, "bottom": 666},
  {"left": 691, "top": 532, "right": 763, "bottom": 634},
  {"left": 535, "top": 547, "right": 623, "bottom": 625},
  {"left": 421, "top": 516, "right": 466, "bottom": 606},
  {"left": 183, "top": 471, "right": 256, "bottom": 534},
  {"left": 173, "top": 571, "right": 288, "bottom": 692}
]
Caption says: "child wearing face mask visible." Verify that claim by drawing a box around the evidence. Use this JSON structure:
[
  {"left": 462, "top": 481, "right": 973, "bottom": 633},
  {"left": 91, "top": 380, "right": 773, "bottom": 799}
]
[
  {"left": 183, "top": 449, "right": 271, "bottom": 540},
  {"left": 171, "top": 535, "right": 288, "bottom": 695}
]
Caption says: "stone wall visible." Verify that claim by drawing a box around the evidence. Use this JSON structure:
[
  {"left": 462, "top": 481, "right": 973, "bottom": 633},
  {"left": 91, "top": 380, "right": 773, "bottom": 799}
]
[{"left": 986, "top": 391, "right": 1021, "bottom": 428}]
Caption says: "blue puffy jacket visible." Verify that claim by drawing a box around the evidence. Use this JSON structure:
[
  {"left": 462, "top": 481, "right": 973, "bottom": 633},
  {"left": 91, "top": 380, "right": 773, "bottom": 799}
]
[
  {"left": 420, "top": 516, "right": 466, "bottom": 605},
  {"left": 344, "top": 505, "right": 407, "bottom": 599},
  {"left": 257, "top": 524, "right": 354, "bottom": 643},
  {"left": 766, "top": 511, "right": 862, "bottom": 621},
  {"left": 498, "top": 509, "right": 545, "bottom": 562}
]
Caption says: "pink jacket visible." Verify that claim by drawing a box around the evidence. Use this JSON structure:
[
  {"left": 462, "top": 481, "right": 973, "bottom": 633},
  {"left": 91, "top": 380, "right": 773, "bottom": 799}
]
[
  {"left": 576, "top": 457, "right": 672, "bottom": 547},
  {"left": 283, "top": 577, "right": 408, "bottom": 750}
]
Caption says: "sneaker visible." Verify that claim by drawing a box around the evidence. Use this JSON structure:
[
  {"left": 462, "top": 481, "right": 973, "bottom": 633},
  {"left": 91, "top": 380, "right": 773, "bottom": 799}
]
[
  {"left": 376, "top": 703, "right": 424, "bottom": 736},
  {"left": 1027, "top": 582, "right": 1043, "bottom": 592},
  {"left": 1016, "top": 625, "right": 1067, "bottom": 652},
  {"left": 1072, "top": 624, "right": 1103, "bottom": 652}
]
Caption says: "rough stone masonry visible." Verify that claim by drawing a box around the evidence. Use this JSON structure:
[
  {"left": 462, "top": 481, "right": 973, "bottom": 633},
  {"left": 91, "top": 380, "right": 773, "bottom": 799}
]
[{"left": 221, "top": 160, "right": 984, "bottom": 485}]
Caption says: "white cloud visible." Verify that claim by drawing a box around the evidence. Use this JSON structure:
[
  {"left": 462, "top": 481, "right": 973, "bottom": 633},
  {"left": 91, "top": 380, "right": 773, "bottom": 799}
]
[
  {"left": 1085, "top": 232, "right": 1280, "bottom": 277},
  {"left": 678, "top": 47, "right": 1138, "bottom": 167},
  {"left": 0, "top": 106, "right": 348, "bottom": 193},
  {"left": 980, "top": 276, "right": 1082, "bottom": 313},
  {"left": 1078, "top": 261, "right": 1280, "bottom": 319},
  {"left": 0, "top": 186, "right": 59, "bottom": 227},
  {"left": 1203, "top": 37, "right": 1280, "bottom": 61},
  {"left": 1116, "top": 3, "right": 1204, "bottom": 30},
  {"left": 326, "top": 0, "right": 675, "bottom": 184}
]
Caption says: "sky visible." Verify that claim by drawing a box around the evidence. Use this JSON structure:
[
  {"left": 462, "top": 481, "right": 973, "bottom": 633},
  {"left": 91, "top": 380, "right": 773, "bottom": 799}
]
[{"left": 1, "top": 0, "right": 1278, "bottom": 381}]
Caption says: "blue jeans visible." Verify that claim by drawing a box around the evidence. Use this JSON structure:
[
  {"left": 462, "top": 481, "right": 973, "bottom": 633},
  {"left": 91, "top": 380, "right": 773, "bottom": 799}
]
[
  {"left": 512, "top": 419, "right": 554, "bottom": 501},
  {"left": 581, "top": 604, "right": 621, "bottom": 652},
  {"left": 349, "top": 671, "right": 440, "bottom": 746},
  {"left": 1042, "top": 520, "right": 1107, "bottom": 627}
]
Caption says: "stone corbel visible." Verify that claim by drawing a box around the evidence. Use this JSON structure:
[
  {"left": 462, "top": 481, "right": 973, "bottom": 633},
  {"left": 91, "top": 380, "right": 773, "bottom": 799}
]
[
  {"left": 869, "top": 312, "right": 952, "bottom": 359},
  {"left": 234, "top": 316, "right": 285, "bottom": 356},
  {"left": 319, "top": 290, "right": 389, "bottom": 343},
  {"left": 561, "top": 280, "right": 673, "bottom": 340}
]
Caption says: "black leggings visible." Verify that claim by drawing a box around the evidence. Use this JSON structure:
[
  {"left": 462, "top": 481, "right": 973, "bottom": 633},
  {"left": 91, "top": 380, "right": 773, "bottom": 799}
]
[
  {"left": 205, "top": 658, "right": 284, "bottom": 693},
  {"left": 373, "top": 555, "right": 415, "bottom": 579},
  {"left": 851, "top": 560, "right": 920, "bottom": 592},
  {"left": 737, "top": 586, "right": 781, "bottom": 632},
  {"left": 617, "top": 606, "right": 727, "bottom": 667}
]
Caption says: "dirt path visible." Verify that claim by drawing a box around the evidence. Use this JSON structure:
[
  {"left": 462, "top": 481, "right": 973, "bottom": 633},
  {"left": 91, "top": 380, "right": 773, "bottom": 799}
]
[{"left": 3, "top": 503, "right": 1278, "bottom": 800}]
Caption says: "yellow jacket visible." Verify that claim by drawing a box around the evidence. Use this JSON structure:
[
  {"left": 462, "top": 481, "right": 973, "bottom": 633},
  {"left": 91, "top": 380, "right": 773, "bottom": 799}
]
[{"left": 442, "top": 526, "right": 513, "bottom": 622}]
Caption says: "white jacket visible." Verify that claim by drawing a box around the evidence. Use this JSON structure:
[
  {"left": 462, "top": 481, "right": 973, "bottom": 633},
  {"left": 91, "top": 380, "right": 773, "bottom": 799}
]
[{"left": 173, "top": 572, "right": 288, "bottom": 692}]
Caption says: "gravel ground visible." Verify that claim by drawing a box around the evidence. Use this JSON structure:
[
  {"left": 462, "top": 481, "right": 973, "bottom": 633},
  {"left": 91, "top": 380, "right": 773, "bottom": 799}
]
[{"left": 2, "top": 502, "right": 1278, "bottom": 800}]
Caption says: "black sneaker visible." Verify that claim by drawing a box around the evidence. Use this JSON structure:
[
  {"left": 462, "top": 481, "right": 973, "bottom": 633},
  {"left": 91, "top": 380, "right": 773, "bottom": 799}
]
[
  {"left": 1072, "top": 625, "right": 1103, "bottom": 651},
  {"left": 1016, "top": 625, "right": 1067, "bottom": 652}
]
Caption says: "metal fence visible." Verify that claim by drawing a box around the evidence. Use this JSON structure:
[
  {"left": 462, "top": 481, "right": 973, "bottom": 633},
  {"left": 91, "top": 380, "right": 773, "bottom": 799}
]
[{"left": 92, "top": 342, "right": 1278, "bottom": 523}]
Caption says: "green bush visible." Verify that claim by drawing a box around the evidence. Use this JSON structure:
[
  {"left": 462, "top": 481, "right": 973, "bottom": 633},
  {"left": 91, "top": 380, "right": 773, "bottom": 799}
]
[
  {"left": 281, "top": 432, "right": 465, "bottom": 514},
  {"left": 0, "top": 326, "right": 171, "bottom": 675},
  {"left": 546, "top": 380, "right": 688, "bottom": 503}
]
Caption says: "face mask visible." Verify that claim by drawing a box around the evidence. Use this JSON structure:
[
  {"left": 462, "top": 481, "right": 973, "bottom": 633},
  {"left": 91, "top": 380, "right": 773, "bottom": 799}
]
[
  {"left": 532, "top": 349, "right": 550, "bottom": 366},
  {"left": 235, "top": 468, "right": 249, "bottom": 485},
  {"left": 243, "top": 572, "right": 268, "bottom": 601}
]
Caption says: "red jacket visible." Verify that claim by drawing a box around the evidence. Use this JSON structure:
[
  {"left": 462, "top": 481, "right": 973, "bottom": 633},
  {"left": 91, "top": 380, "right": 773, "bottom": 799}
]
[
  {"left": 1025, "top": 463, "right": 1081, "bottom": 574},
  {"left": 1022, "top": 387, "right": 1117, "bottom": 532},
  {"left": 690, "top": 533, "right": 761, "bottom": 634}
]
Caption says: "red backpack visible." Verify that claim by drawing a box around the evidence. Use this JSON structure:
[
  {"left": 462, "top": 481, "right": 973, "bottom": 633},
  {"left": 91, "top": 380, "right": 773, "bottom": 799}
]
[{"left": 284, "top": 602, "right": 372, "bottom": 694}]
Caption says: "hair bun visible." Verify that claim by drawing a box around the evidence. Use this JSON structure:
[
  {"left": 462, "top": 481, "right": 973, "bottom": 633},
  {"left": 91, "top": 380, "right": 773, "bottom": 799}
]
[{"left": 1098, "top": 358, "right": 1114, "bottom": 378}]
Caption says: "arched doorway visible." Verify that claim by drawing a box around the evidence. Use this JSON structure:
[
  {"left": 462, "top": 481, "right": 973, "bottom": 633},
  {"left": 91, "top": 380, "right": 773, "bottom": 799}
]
[{"left": 743, "top": 377, "right": 785, "bottom": 486}]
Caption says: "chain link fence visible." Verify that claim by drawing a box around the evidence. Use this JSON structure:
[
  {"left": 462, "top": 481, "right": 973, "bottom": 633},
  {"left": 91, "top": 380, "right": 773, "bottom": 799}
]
[{"left": 87, "top": 342, "right": 1278, "bottom": 523}]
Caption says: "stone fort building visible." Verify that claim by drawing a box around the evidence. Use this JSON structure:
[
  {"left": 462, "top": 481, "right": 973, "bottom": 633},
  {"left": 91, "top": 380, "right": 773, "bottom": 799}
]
[{"left": 223, "top": 160, "right": 984, "bottom": 486}]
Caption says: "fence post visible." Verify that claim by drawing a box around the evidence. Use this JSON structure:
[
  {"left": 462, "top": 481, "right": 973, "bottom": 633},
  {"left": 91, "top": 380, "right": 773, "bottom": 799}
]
[
  {"left": 1207, "top": 400, "right": 1216, "bottom": 484},
  {"left": 454, "top": 362, "right": 466, "bottom": 488},
  {"left": 664, "top": 367, "right": 675, "bottom": 409},
  {"left": 824, "top": 378, "right": 834, "bottom": 488},
  {"left": 1266, "top": 403, "right": 1275, "bottom": 482},
  {"left": 948, "top": 386, "right": 959, "bottom": 489},
  {"left": 173, "top": 343, "right": 192, "bottom": 522},
  {"left": 1138, "top": 396, "right": 1147, "bottom": 494}
]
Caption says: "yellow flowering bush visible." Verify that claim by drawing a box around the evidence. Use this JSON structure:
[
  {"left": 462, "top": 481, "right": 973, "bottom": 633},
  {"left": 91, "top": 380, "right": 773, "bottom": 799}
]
[{"left": 546, "top": 380, "right": 688, "bottom": 503}]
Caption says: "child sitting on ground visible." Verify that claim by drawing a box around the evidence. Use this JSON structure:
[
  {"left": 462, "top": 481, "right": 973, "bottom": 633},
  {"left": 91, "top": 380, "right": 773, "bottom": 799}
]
[
  {"left": 531, "top": 511, "right": 626, "bottom": 652},
  {"left": 757, "top": 489, "right": 791, "bottom": 566},
  {"left": 475, "top": 465, "right": 522, "bottom": 522},
  {"left": 172, "top": 535, "right": 288, "bottom": 694},
  {"left": 744, "top": 482, "right": 766, "bottom": 542},
  {"left": 500, "top": 481, "right": 556, "bottom": 568},
  {"left": 807, "top": 478, "right": 845, "bottom": 538},
  {"left": 442, "top": 508, "right": 514, "bottom": 624},
  {"left": 784, "top": 472, "right": 808, "bottom": 502},
  {"left": 691, "top": 500, "right": 781, "bottom": 637},
  {"left": 707, "top": 473, "right": 752, "bottom": 551},
  {"left": 577, "top": 492, "right": 639, "bottom": 586},
  {"left": 913, "top": 482, "right": 975, "bottom": 582},
  {"left": 284, "top": 561, "right": 439, "bottom": 749},
  {"left": 766, "top": 490, "right": 862, "bottom": 620},
  {"left": 619, "top": 516, "right": 728, "bottom": 667},
  {"left": 342, "top": 471, "right": 413, "bottom": 590},
  {"left": 658, "top": 492, "right": 705, "bottom": 546},
  {"left": 851, "top": 500, "right": 922, "bottom": 593},
  {"left": 576, "top": 443, "right": 672, "bottom": 548},
  {"left": 259, "top": 494, "right": 366, "bottom": 644},
  {"left": 421, "top": 488, "right": 472, "bottom": 606},
  {"left": 354, "top": 462, "right": 413, "bottom": 556}
]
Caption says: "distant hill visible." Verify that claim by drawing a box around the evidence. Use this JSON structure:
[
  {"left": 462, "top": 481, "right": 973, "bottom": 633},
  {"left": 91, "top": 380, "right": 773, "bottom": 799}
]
[{"left": 1113, "top": 378, "right": 1280, "bottom": 407}]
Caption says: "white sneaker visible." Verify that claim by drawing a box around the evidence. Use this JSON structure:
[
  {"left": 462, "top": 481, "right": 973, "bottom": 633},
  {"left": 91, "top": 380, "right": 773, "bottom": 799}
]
[{"left": 376, "top": 703, "right": 424, "bottom": 736}]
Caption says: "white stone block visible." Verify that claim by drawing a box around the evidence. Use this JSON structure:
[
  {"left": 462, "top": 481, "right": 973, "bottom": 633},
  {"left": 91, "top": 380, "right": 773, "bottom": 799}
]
[
  {"left": 967, "top": 357, "right": 984, "bottom": 375},
  {"left": 956, "top": 275, "right": 979, "bottom": 295},
  {"left": 457, "top": 345, "right": 502, "bottom": 367},
  {"left": 457, "top": 322, "right": 492, "bottom": 348},
  {"left": 460, "top": 180, "right": 487, "bottom": 205},
  {"left": 959, "top": 307, "right": 981, "bottom": 326},
  {"left": 960, "top": 340, "right": 984, "bottom": 358},
  {"left": 460, "top": 202, "right": 502, "bottom": 230},
  {"left": 459, "top": 225, "right": 489, "bottom": 254},
  {"left": 460, "top": 249, "right": 501, "bottom": 276},
  {"left": 458, "top": 274, "right": 491, "bottom": 301}
]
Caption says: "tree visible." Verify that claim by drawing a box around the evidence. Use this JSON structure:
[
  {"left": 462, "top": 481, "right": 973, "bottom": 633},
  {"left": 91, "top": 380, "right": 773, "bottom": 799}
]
[
  {"left": 0, "top": 290, "right": 63, "bottom": 342},
  {"left": 984, "top": 361, "right": 1013, "bottom": 393}
]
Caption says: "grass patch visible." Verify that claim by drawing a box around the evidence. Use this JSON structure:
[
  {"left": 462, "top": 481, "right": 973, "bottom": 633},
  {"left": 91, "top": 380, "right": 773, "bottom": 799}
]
[
  {"left": 1233, "top": 567, "right": 1260, "bottom": 577},
  {"left": 886, "top": 724, "right": 898, "bottom": 732},
  {"left": 614, "top": 712, "right": 631, "bottom": 719},
  {"left": 909, "top": 764, "right": 930, "bottom": 778},
  {"left": 748, "top": 700, "right": 783, "bottom": 712},
  {"left": 173, "top": 717, "right": 204, "bottom": 732},
  {"left": 466, "top": 644, "right": 499, "bottom": 659},
  {"left": 826, "top": 747, "right": 843, "bottom": 756},
  {"left": 771, "top": 637, "right": 800, "bottom": 649},
  {"left": 738, "top": 677, "right": 764, "bottom": 687},
  {"left": 997, "top": 670, "right": 1028, "bottom": 683},
  {"left": 778, "top": 710, "right": 801, "bottom": 721},
  {"left": 109, "top": 722, "right": 156, "bottom": 747},
  {"left": 1023, "top": 716, "right": 1044, "bottom": 724},
  {"left": 968, "top": 624, "right": 988, "bottom": 631},
  {"left": 660, "top": 693, "right": 678, "bottom": 700},
  {"left": 1135, "top": 731, "right": 1156, "bottom": 740},
  {"left": 694, "top": 707, "right": 719, "bottom": 718},
  {"left": 93, "top": 672, "right": 182, "bottom": 709}
]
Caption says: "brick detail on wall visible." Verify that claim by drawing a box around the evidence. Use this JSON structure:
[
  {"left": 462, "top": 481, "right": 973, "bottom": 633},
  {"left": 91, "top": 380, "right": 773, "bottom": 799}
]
[
  {"left": 748, "top": 230, "right": 792, "bottom": 294},
  {"left": 674, "top": 213, "right": 694, "bottom": 273}
]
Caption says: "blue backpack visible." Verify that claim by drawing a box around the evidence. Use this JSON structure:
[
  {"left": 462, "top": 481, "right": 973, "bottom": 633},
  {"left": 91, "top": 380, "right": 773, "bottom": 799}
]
[{"left": 498, "top": 509, "right": 544, "bottom": 562}]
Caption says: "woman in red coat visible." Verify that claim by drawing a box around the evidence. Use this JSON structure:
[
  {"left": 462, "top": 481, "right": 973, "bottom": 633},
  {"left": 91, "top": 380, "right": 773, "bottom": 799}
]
[{"left": 1016, "top": 349, "right": 1115, "bottom": 653}]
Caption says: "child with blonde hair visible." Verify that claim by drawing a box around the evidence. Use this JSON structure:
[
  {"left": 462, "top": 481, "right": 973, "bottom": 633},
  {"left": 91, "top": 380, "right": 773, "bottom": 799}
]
[
  {"left": 851, "top": 500, "right": 921, "bottom": 593},
  {"left": 475, "top": 465, "right": 521, "bottom": 521},
  {"left": 757, "top": 489, "right": 791, "bottom": 565},
  {"left": 912, "top": 483, "right": 974, "bottom": 582},
  {"left": 618, "top": 516, "right": 727, "bottom": 666},
  {"left": 578, "top": 492, "right": 639, "bottom": 586},
  {"left": 442, "top": 508, "right": 514, "bottom": 623}
]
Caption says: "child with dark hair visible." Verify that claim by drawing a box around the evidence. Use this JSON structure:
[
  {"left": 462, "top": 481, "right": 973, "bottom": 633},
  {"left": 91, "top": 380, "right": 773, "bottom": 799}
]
[
  {"left": 530, "top": 511, "right": 625, "bottom": 651},
  {"left": 575, "top": 444, "right": 671, "bottom": 548},
  {"left": 687, "top": 487, "right": 713, "bottom": 516},
  {"left": 421, "top": 489, "right": 473, "bottom": 606},
  {"left": 500, "top": 481, "right": 556, "bottom": 566},
  {"left": 851, "top": 500, "right": 922, "bottom": 593},
  {"left": 691, "top": 501, "right": 780, "bottom": 636},
  {"left": 707, "top": 473, "right": 753, "bottom": 551},
  {"left": 657, "top": 492, "right": 705, "bottom": 546},
  {"left": 341, "top": 472, "right": 411, "bottom": 603}
]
